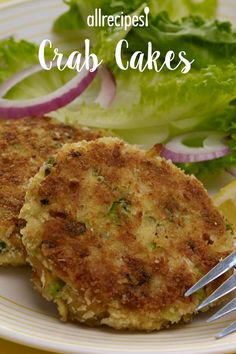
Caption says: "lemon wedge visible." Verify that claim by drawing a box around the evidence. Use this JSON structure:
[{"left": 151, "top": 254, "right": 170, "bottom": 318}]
[{"left": 213, "top": 180, "right": 236, "bottom": 229}]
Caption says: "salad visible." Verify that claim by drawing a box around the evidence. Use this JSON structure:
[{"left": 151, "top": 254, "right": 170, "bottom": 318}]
[{"left": 0, "top": 0, "right": 236, "bottom": 179}]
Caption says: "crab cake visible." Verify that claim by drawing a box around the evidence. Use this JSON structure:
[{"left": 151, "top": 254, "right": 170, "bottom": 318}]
[
  {"left": 20, "top": 137, "right": 234, "bottom": 331},
  {"left": 0, "top": 117, "right": 105, "bottom": 266}
]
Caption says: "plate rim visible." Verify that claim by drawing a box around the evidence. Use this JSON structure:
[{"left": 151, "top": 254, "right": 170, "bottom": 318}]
[
  {"left": 0, "top": 0, "right": 32, "bottom": 10},
  {"left": 1, "top": 323, "right": 236, "bottom": 354}
]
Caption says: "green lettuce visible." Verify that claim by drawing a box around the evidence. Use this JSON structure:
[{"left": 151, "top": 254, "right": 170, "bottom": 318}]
[
  {"left": 53, "top": 1, "right": 236, "bottom": 67},
  {"left": 1, "top": 38, "right": 236, "bottom": 132},
  {"left": 127, "top": 13, "right": 236, "bottom": 69},
  {"left": 50, "top": 65, "right": 236, "bottom": 131},
  {"left": 53, "top": 0, "right": 217, "bottom": 34},
  {"left": 178, "top": 108, "right": 236, "bottom": 177},
  {"left": 0, "top": 37, "right": 74, "bottom": 99},
  {"left": 0, "top": 37, "right": 39, "bottom": 84},
  {"left": 1, "top": 7, "right": 236, "bottom": 178},
  {"left": 53, "top": 0, "right": 219, "bottom": 63},
  {"left": 151, "top": 0, "right": 217, "bottom": 20}
]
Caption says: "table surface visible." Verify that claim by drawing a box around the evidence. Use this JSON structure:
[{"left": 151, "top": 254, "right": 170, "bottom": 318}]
[{"left": 0, "top": 338, "right": 53, "bottom": 354}]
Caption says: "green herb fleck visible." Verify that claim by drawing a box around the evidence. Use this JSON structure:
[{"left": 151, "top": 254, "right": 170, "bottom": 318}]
[
  {"left": 49, "top": 279, "right": 65, "bottom": 299},
  {"left": 44, "top": 158, "right": 56, "bottom": 177},
  {"left": 147, "top": 241, "right": 157, "bottom": 251},
  {"left": 0, "top": 241, "right": 7, "bottom": 253},
  {"left": 107, "top": 198, "right": 131, "bottom": 224},
  {"left": 226, "top": 222, "right": 234, "bottom": 236},
  {"left": 92, "top": 169, "right": 104, "bottom": 182}
]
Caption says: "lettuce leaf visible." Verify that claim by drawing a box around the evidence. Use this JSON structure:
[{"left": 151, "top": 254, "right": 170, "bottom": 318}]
[
  {"left": 115, "top": 125, "right": 169, "bottom": 148},
  {"left": 128, "top": 13, "right": 236, "bottom": 69},
  {"left": 151, "top": 0, "right": 217, "bottom": 20},
  {"left": 0, "top": 37, "right": 39, "bottom": 84},
  {"left": 53, "top": 0, "right": 217, "bottom": 35},
  {"left": 1, "top": 38, "right": 236, "bottom": 132},
  {"left": 51, "top": 0, "right": 236, "bottom": 177},
  {"left": 0, "top": 37, "right": 74, "bottom": 99},
  {"left": 1, "top": 23, "right": 236, "bottom": 178},
  {"left": 50, "top": 64, "right": 236, "bottom": 131},
  {"left": 178, "top": 108, "right": 236, "bottom": 177},
  {"left": 53, "top": 1, "right": 236, "bottom": 68}
]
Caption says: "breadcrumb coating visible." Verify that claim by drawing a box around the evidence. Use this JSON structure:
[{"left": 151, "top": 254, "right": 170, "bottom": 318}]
[
  {"left": 0, "top": 117, "right": 105, "bottom": 265},
  {"left": 20, "top": 137, "right": 234, "bottom": 330}
]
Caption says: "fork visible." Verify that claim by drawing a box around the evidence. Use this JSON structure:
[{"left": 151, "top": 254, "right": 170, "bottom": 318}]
[{"left": 185, "top": 251, "right": 236, "bottom": 339}]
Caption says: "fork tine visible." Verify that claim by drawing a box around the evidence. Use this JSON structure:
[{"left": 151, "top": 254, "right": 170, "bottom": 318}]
[
  {"left": 185, "top": 252, "right": 236, "bottom": 297},
  {"left": 197, "top": 273, "right": 236, "bottom": 311},
  {"left": 216, "top": 321, "right": 236, "bottom": 339},
  {"left": 207, "top": 298, "right": 236, "bottom": 322}
]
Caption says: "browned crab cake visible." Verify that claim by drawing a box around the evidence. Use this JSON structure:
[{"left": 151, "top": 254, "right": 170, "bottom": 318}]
[
  {"left": 20, "top": 137, "right": 234, "bottom": 331},
  {"left": 0, "top": 117, "right": 105, "bottom": 266}
]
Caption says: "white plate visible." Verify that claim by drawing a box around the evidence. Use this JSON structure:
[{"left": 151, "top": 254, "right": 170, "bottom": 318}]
[{"left": 0, "top": 1, "right": 236, "bottom": 353}]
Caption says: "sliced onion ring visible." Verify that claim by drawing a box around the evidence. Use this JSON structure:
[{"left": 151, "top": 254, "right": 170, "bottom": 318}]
[
  {"left": 0, "top": 61, "right": 117, "bottom": 119},
  {"left": 95, "top": 66, "right": 116, "bottom": 108},
  {"left": 0, "top": 64, "right": 52, "bottom": 98},
  {"left": 160, "top": 131, "right": 230, "bottom": 163},
  {"left": 0, "top": 60, "right": 82, "bottom": 98},
  {"left": 0, "top": 65, "right": 97, "bottom": 120},
  {"left": 0, "top": 64, "right": 116, "bottom": 108}
]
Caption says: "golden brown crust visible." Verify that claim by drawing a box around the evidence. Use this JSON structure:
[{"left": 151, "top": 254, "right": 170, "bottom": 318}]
[
  {"left": 20, "top": 137, "right": 234, "bottom": 330},
  {"left": 0, "top": 117, "right": 105, "bottom": 265}
]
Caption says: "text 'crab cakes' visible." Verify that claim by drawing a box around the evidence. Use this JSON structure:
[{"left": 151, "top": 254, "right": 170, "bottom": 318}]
[
  {"left": 0, "top": 117, "right": 105, "bottom": 266},
  {"left": 20, "top": 137, "right": 234, "bottom": 331}
]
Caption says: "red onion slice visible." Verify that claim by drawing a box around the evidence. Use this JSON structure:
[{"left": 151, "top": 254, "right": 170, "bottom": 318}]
[
  {"left": 0, "top": 63, "right": 116, "bottom": 119},
  {"left": 0, "top": 64, "right": 54, "bottom": 98},
  {"left": 95, "top": 66, "right": 116, "bottom": 108},
  {"left": 0, "top": 65, "right": 97, "bottom": 120},
  {"left": 0, "top": 60, "right": 73, "bottom": 98},
  {"left": 161, "top": 131, "right": 230, "bottom": 163}
]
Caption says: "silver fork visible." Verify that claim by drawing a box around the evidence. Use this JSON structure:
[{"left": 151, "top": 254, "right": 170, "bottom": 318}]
[{"left": 185, "top": 251, "right": 236, "bottom": 339}]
